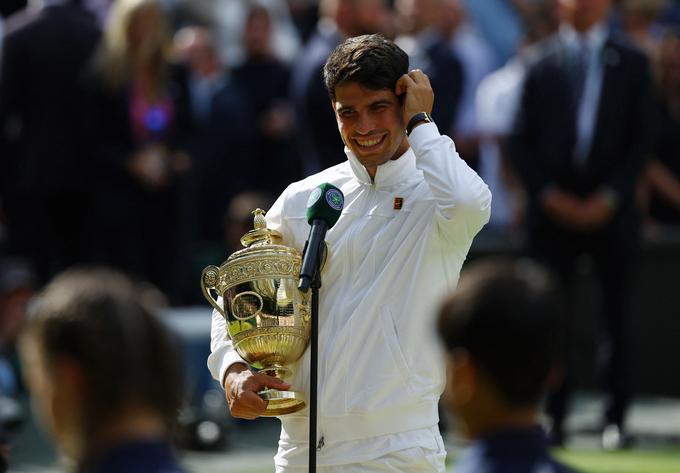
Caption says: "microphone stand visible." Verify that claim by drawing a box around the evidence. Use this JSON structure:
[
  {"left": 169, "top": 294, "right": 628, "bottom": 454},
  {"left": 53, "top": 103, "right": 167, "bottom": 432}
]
[{"left": 308, "top": 242, "right": 323, "bottom": 472}]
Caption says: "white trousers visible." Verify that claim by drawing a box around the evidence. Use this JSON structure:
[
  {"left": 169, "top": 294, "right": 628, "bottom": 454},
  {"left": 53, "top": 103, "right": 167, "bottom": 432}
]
[{"left": 275, "top": 445, "right": 446, "bottom": 472}]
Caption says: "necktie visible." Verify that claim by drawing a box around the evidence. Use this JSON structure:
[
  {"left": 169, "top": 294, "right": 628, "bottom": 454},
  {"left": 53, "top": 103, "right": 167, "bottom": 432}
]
[{"left": 571, "top": 40, "right": 590, "bottom": 106}]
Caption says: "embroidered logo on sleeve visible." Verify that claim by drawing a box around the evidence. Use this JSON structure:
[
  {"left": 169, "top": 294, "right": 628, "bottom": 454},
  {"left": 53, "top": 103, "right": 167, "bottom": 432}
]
[{"left": 393, "top": 197, "right": 404, "bottom": 210}]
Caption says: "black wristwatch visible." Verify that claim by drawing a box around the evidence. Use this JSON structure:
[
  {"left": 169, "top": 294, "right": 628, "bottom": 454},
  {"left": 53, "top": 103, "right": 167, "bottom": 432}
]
[{"left": 406, "top": 112, "right": 434, "bottom": 136}]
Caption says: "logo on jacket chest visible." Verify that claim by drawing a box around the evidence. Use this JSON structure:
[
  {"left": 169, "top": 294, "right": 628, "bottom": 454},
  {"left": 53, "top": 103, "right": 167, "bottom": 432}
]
[{"left": 393, "top": 197, "right": 404, "bottom": 210}]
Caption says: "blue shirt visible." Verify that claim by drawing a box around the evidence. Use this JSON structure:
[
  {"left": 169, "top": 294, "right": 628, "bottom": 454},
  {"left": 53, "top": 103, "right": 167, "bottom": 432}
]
[
  {"left": 454, "top": 426, "right": 577, "bottom": 473},
  {"left": 79, "top": 440, "right": 186, "bottom": 473}
]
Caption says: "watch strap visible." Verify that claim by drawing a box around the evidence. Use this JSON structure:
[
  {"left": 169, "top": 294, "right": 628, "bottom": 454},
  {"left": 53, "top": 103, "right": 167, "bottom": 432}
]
[{"left": 406, "top": 112, "right": 434, "bottom": 136}]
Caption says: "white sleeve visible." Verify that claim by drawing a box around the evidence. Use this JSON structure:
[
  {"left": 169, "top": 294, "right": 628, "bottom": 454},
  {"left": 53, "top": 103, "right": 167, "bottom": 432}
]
[
  {"left": 207, "top": 303, "right": 246, "bottom": 388},
  {"left": 408, "top": 122, "right": 492, "bottom": 244},
  {"left": 206, "top": 188, "right": 291, "bottom": 388}
]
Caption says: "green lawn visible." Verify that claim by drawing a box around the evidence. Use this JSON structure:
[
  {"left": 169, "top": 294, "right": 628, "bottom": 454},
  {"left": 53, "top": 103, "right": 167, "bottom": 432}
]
[
  {"left": 555, "top": 449, "right": 680, "bottom": 473},
  {"left": 193, "top": 448, "right": 680, "bottom": 473}
]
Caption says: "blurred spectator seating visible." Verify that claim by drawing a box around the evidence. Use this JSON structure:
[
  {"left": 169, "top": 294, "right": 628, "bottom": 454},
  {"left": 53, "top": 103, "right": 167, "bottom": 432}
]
[{"left": 174, "top": 0, "right": 301, "bottom": 67}]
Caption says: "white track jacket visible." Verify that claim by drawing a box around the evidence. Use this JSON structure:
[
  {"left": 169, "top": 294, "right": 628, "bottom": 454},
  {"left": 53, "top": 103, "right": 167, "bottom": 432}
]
[{"left": 208, "top": 122, "right": 492, "bottom": 467}]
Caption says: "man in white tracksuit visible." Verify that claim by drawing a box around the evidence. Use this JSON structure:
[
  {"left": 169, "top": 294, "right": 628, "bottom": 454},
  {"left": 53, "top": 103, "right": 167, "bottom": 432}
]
[{"left": 208, "top": 34, "right": 491, "bottom": 472}]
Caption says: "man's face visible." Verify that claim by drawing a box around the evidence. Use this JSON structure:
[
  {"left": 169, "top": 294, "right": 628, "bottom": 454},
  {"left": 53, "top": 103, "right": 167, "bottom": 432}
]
[
  {"left": 333, "top": 81, "right": 409, "bottom": 177},
  {"left": 561, "top": 0, "right": 612, "bottom": 31},
  {"left": 352, "top": 0, "right": 390, "bottom": 36}
]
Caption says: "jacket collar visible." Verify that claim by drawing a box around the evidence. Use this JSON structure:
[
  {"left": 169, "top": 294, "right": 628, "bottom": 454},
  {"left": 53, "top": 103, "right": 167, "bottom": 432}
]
[
  {"left": 559, "top": 22, "right": 609, "bottom": 58},
  {"left": 345, "top": 145, "right": 418, "bottom": 188}
]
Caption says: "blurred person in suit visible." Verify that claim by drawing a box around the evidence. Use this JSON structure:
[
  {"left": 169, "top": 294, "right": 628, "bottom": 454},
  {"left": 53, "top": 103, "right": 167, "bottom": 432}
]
[
  {"left": 619, "top": 0, "right": 667, "bottom": 58},
  {"left": 18, "top": 268, "right": 185, "bottom": 473},
  {"left": 234, "top": 5, "right": 302, "bottom": 196},
  {"left": 175, "top": 0, "right": 302, "bottom": 67},
  {"left": 437, "top": 258, "right": 576, "bottom": 473},
  {"left": 0, "top": 0, "right": 100, "bottom": 284},
  {"left": 476, "top": 0, "right": 560, "bottom": 232},
  {"left": 437, "top": 0, "right": 498, "bottom": 169},
  {"left": 173, "top": 26, "right": 255, "bottom": 253},
  {"left": 289, "top": 0, "right": 391, "bottom": 174},
  {"left": 395, "top": 0, "right": 464, "bottom": 142},
  {"left": 642, "top": 27, "right": 680, "bottom": 227},
  {"left": 89, "top": 0, "right": 193, "bottom": 304},
  {"left": 508, "top": 0, "right": 654, "bottom": 449}
]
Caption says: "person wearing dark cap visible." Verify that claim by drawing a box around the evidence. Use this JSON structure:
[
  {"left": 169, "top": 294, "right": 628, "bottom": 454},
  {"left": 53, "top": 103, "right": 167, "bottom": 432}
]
[
  {"left": 18, "top": 268, "right": 186, "bottom": 473},
  {"left": 437, "top": 258, "right": 577, "bottom": 473}
]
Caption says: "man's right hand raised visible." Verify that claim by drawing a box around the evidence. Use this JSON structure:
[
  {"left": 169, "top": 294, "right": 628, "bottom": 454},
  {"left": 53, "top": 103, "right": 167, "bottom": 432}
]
[{"left": 223, "top": 363, "right": 291, "bottom": 419}]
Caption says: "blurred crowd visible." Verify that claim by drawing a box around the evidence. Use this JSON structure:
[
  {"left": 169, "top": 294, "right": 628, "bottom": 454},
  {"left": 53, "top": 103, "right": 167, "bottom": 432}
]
[{"left": 0, "top": 0, "right": 679, "bottom": 303}]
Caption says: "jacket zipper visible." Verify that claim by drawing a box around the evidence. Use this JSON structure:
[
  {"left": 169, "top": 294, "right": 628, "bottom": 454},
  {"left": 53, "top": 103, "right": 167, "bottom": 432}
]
[{"left": 316, "top": 183, "right": 375, "bottom": 449}]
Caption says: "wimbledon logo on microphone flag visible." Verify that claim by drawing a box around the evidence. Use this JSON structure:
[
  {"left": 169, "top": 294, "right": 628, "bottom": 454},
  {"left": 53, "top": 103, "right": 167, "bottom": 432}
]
[
  {"left": 326, "top": 188, "right": 344, "bottom": 211},
  {"left": 307, "top": 187, "right": 323, "bottom": 208}
]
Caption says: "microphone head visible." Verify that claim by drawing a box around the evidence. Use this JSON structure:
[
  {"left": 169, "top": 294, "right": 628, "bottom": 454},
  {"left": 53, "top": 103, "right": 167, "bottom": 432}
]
[{"left": 306, "top": 183, "right": 344, "bottom": 228}]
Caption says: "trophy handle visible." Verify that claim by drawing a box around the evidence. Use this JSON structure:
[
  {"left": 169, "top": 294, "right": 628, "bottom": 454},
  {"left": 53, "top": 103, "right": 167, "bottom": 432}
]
[{"left": 201, "top": 265, "right": 226, "bottom": 317}]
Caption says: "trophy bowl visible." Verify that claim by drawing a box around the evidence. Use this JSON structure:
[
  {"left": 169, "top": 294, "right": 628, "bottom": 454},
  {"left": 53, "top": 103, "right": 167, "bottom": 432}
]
[{"left": 201, "top": 209, "right": 311, "bottom": 416}]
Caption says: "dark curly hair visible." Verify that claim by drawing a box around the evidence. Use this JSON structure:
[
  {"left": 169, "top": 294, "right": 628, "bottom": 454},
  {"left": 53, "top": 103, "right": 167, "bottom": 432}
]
[
  {"left": 23, "top": 268, "right": 184, "bottom": 442},
  {"left": 438, "top": 259, "right": 566, "bottom": 407},
  {"left": 323, "top": 34, "right": 409, "bottom": 100}
]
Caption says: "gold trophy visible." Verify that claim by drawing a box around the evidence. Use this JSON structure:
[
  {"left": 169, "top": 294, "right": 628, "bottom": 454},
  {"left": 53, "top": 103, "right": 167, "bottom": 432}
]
[{"left": 201, "top": 209, "right": 311, "bottom": 416}]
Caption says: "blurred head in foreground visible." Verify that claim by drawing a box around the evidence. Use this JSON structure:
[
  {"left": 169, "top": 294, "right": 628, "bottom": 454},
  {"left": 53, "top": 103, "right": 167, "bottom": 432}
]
[
  {"left": 437, "top": 259, "right": 565, "bottom": 440},
  {"left": 18, "top": 268, "right": 183, "bottom": 469}
]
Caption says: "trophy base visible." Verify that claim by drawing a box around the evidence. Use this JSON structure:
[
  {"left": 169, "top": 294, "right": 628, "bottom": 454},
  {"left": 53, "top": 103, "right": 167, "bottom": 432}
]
[{"left": 259, "top": 389, "right": 306, "bottom": 416}]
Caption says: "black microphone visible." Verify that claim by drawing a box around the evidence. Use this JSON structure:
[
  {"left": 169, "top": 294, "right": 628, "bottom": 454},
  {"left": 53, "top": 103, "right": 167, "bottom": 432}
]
[{"left": 298, "top": 183, "right": 344, "bottom": 293}]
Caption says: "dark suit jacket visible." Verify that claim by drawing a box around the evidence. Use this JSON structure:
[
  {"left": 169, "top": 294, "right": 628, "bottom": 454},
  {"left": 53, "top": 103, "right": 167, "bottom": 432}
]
[
  {"left": 234, "top": 58, "right": 301, "bottom": 196},
  {"left": 509, "top": 32, "right": 653, "bottom": 235},
  {"left": 289, "top": 26, "right": 347, "bottom": 174},
  {"left": 0, "top": 4, "right": 100, "bottom": 195},
  {"left": 423, "top": 36, "right": 463, "bottom": 137}
]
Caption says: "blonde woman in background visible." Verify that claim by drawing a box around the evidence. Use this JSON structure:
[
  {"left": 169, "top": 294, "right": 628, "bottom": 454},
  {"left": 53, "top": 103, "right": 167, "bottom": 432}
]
[{"left": 89, "top": 0, "right": 194, "bottom": 304}]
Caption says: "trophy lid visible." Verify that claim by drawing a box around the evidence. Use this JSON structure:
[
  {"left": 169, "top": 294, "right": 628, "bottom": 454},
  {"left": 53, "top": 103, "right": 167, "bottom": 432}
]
[{"left": 240, "top": 209, "right": 283, "bottom": 248}]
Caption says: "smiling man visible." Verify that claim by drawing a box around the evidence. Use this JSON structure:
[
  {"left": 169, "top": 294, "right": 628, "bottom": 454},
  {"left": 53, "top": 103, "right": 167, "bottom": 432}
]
[{"left": 209, "top": 34, "right": 491, "bottom": 472}]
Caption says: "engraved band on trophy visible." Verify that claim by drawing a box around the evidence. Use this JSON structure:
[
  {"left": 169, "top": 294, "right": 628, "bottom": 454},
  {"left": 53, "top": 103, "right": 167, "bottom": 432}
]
[{"left": 201, "top": 209, "right": 311, "bottom": 416}]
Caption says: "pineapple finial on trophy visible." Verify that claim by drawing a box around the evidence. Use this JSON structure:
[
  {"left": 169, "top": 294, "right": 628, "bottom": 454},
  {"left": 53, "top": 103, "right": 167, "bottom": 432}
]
[{"left": 252, "top": 208, "right": 267, "bottom": 230}]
